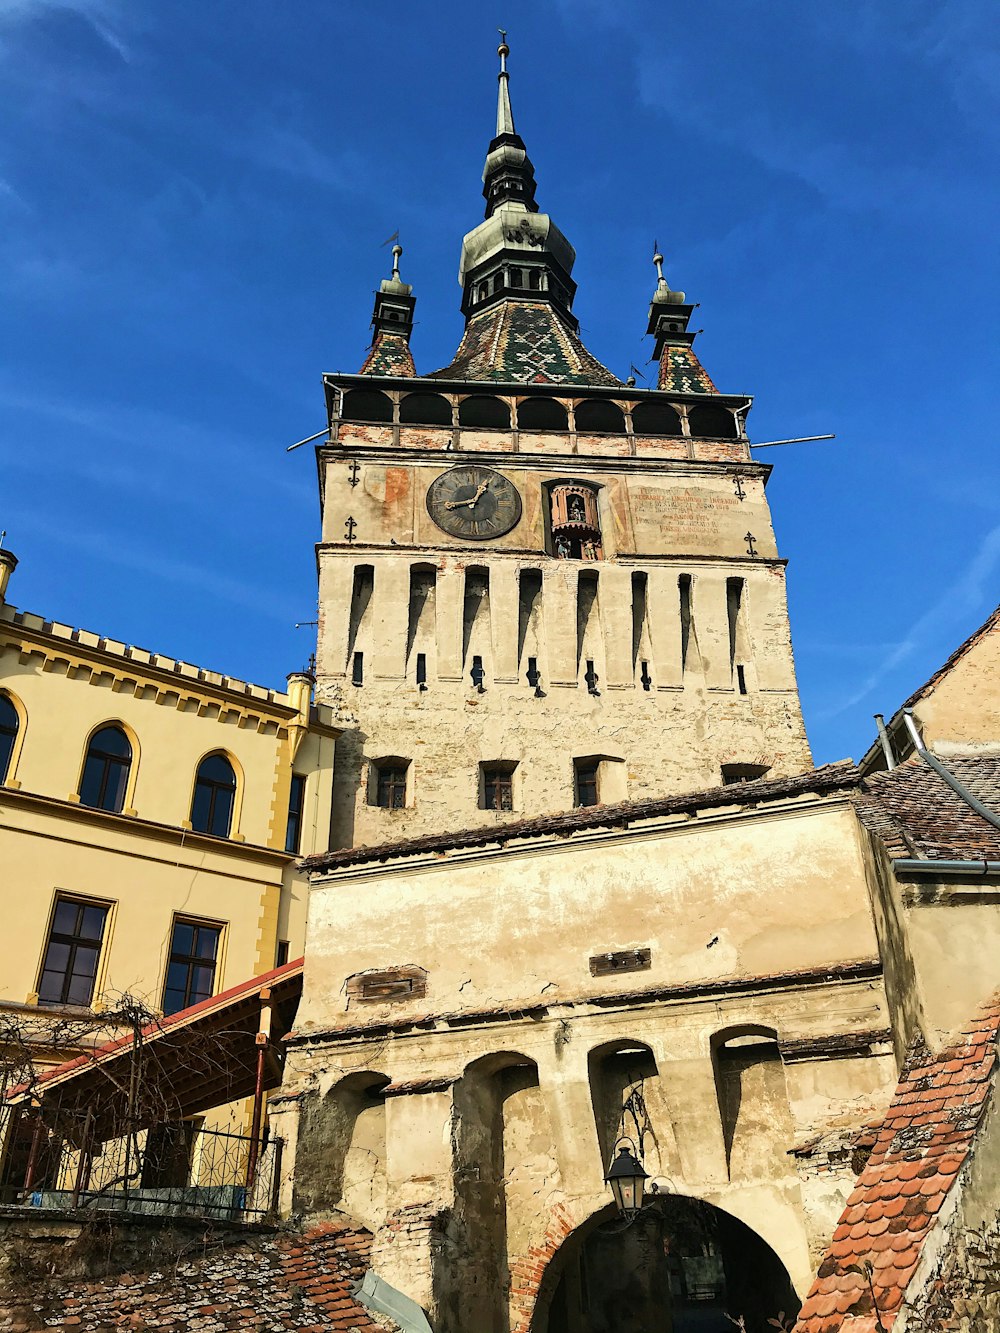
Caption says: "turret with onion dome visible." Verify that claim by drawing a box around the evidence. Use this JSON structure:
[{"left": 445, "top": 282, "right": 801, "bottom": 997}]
[{"left": 429, "top": 34, "right": 621, "bottom": 387}]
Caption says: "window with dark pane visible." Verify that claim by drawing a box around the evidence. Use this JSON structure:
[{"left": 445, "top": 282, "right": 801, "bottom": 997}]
[
  {"left": 275, "top": 939, "right": 290, "bottom": 968},
  {"left": 37, "top": 898, "right": 109, "bottom": 1007},
  {"left": 79, "top": 725, "right": 131, "bottom": 813},
  {"left": 0, "top": 695, "right": 18, "bottom": 784},
  {"left": 162, "top": 919, "right": 221, "bottom": 1015},
  {"left": 285, "top": 773, "right": 306, "bottom": 853},
  {"left": 575, "top": 760, "right": 600, "bottom": 808},
  {"left": 376, "top": 764, "right": 407, "bottom": 809},
  {"left": 190, "top": 753, "right": 236, "bottom": 837},
  {"left": 481, "top": 764, "right": 515, "bottom": 811}
]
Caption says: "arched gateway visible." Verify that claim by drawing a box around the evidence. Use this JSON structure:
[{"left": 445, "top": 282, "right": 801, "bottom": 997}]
[{"left": 531, "top": 1196, "right": 799, "bottom": 1333}]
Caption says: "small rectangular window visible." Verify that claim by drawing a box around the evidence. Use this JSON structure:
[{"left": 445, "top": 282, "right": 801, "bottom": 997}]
[
  {"left": 351, "top": 652, "right": 364, "bottom": 687},
  {"left": 481, "top": 764, "right": 515, "bottom": 811},
  {"left": 163, "top": 918, "right": 222, "bottom": 1016},
  {"left": 736, "top": 664, "right": 747, "bottom": 696},
  {"left": 275, "top": 939, "right": 290, "bottom": 968},
  {"left": 376, "top": 764, "right": 408, "bottom": 809},
  {"left": 38, "top": 897, "right": 109, "bottom": 1008},
  {"left": 416, "top": 652, "right": 427, "bottom": 688},
  {"left": 285, "top": 773, "right": 306, "bottom": 853},
  {"left": 575, "top": 760, "right": 600, "bottom": 808}
]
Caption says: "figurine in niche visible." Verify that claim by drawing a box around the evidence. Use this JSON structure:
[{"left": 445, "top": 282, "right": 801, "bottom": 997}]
[
  {"left": 582, "top": 539, "right": 600, "bottom": 561},
  {"left": 554, "top": 534, "right": 572, "bottom": 559},
  {"left": 567, "top": 494, "right": 585, "bottom": 523}
]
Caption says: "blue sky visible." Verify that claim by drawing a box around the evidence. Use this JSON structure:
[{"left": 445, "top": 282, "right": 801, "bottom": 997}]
[{"left": 1, "top": 0, "right": 997, "bottom": 766}]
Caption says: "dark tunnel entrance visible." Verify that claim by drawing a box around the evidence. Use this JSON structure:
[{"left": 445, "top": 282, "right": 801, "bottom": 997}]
[{"left": 540, "top": 1195, "right": 799, "bottom": 1333}]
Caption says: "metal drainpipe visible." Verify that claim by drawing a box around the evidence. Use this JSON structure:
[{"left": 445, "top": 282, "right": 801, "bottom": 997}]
[
  {"left": 902, "top": 709, "right": 1000, "bottom": 833},
  {"left": 874, "top": 714, "right": 896, "bottom": 770}
]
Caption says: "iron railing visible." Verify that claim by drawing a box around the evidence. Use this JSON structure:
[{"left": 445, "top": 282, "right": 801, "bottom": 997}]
[{"left": 5, "top": 1114, "right": 283, "bottom": 1222}]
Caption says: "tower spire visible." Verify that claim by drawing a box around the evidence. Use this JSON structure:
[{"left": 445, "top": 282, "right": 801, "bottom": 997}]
[
  {"left": 358, "top": 242, "right": 417, "bottom": 377},
  {"left": 496, "top": 30, "right": 515, "bottom": 136}
]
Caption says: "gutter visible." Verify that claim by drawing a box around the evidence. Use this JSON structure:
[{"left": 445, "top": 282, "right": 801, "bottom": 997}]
[
  {"left": 902, "top": 710, "right": 1000, "bottom": 834},
  {"left": 893, "top": 859, "right": 1000, "bottom": 879}
]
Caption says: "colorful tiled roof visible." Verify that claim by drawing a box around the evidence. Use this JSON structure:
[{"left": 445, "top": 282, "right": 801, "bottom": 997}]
[
  {"left": 856, "top": 756, "right": 1000, "bottom": 862},
  {"left": 430, "top": 299, "right": 621, "bottom": 386},
  {"left": 0, "top": 1219, "right": 397, "bottom": 1332},
  {"left": 360, "top": 330, "right": 416, "bottom": 377},
  {"left": 793, "top": 992, "right": 1000, "bottom": 1333},
  {"left": 658, "top": 343, "right": 717, "bottom": 393}
]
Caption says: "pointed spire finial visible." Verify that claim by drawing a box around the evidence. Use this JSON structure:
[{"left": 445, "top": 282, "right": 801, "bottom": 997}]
[
  {"left": 496, "top": 28, "right": 515, "bottom": 136},
  {"left": 652, "top": 240, "right": 665, "bottom": 286}
]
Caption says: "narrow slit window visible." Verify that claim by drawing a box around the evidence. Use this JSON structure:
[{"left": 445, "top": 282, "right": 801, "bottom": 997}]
[
  {"left": 640, "top": 660, "right": 652, "bottom": 691},
  {"left": 470, "top": 655, "right": 486, "bottom": 691},
  {"left": 352, "top": 652, "right": 364, "bottom": 687},
  {"left": 526, "top": 656, "right": 541, "bottom": 689},
  {"left": 679, "top": 574, "right": 692, "bottom": 674},
  {"left": 736, "top": 664, "right": 748, "bottom": 695},
  {"left": 285, "top": 773, "right": 306, "bottom": 853},
  {"left": 275, "top": 940, "right": 290, "bottom": 968},
  {"left": 585, "top": 659, "right": 600, "bottom": 695},
  {"left": 416, "top": 652, "right": 427, "bottom": 688}
]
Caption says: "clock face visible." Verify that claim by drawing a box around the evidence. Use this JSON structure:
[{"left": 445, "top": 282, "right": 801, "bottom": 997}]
[{"left": 426, "top": 465, "right": 522, "bottom": 541}]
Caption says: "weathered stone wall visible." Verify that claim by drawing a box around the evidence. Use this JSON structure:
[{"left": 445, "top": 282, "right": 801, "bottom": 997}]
[
  {"left": 315, "top": 416, "right": 810, "bottom": 846},
  {"left": 277, "top": 792, "right": 899, "bottom": 1331}
]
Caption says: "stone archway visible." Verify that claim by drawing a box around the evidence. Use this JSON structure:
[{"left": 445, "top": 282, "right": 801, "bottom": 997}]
[{"left": 531, "top": 1194, "right": 800, "bottom": 1333}]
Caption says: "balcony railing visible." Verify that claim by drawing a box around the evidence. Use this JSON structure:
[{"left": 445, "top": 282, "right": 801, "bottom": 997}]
[{"left": 4, "top": 1114, "right": 282, "bottom": 1223}]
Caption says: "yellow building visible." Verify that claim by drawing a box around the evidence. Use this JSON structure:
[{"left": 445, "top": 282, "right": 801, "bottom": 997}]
[{"left": 0, "top": 545, "right": 338, "bottom": 1091}]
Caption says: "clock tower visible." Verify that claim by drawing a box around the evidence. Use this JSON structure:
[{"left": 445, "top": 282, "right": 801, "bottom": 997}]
[{"left": 315, "top": 40, "right": 811, "bottom": 849}]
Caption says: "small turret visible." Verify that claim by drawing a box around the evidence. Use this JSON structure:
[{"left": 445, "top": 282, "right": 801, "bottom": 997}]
[
  {"left": 359, "top": 243, "right": 417, "bottom": 377},
  {"left": 645, "top": 244, "right": 717, "bottom": 394},
  {"left": 0, "top": 541, "right": 18, "bottom": 604}
]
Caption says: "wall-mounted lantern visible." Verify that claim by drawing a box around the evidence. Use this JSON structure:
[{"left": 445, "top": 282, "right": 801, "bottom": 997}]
[{"left": 605, "top": 1142, "right": 649, "bottom": 1219}]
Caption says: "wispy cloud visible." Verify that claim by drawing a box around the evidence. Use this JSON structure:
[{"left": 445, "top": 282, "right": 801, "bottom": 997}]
[
  {"left": 0, "top": 385, "right": 316, "bottom": 510},
  {"left": 5, "top": 505, "right": 293, "bottom": 625},
  {"left": 817, "top": 522, "right": 1000, "bottom": 720},
  {"left": 0, "top": 0, "right": 132, "bottom": 62}
]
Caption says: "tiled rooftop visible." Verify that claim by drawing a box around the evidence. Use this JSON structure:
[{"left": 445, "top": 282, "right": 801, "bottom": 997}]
[
  {"left": 302, "top": 759, "right": 859, "bottom": 872},
  {"left": 793, "top": 992, "right": 1000, "bottom": 1332},
  {"left": 429, "top": 299, "right": 621, "bottom": 386},
  {"left": 856, "top": 755, "right": 1000, "bottom": 862},
  {"left": 360, "top": 330, "right": 416, "bottom": 377},
  {"left": 658, "top": 343, "right": 717, "bottom": 393},
  {"left": 0, "top": 1219, "right": 395, "bottom": 1332}
]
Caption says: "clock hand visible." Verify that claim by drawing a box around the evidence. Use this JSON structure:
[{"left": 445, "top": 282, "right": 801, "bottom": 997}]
[{"left": 444, "top": 480, "right": 491, "bottom": 511}]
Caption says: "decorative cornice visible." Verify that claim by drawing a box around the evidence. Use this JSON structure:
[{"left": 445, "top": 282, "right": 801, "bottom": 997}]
[{"left": 0, "top": 784, "right": 292, "bottom": 869}]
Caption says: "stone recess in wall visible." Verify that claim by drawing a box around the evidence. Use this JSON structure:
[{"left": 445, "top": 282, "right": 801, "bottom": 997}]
[
  {"left": 589, "top": 948, "right": 651, "bottom": 977},
  {"left": 346, "top": 964, "right": 428, "bottom": 1003}
]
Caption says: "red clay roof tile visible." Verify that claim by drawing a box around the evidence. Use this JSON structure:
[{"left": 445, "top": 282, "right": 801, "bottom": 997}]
[{"left": 794, "top": 990, "right": 1000, "bottom": 1332}]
